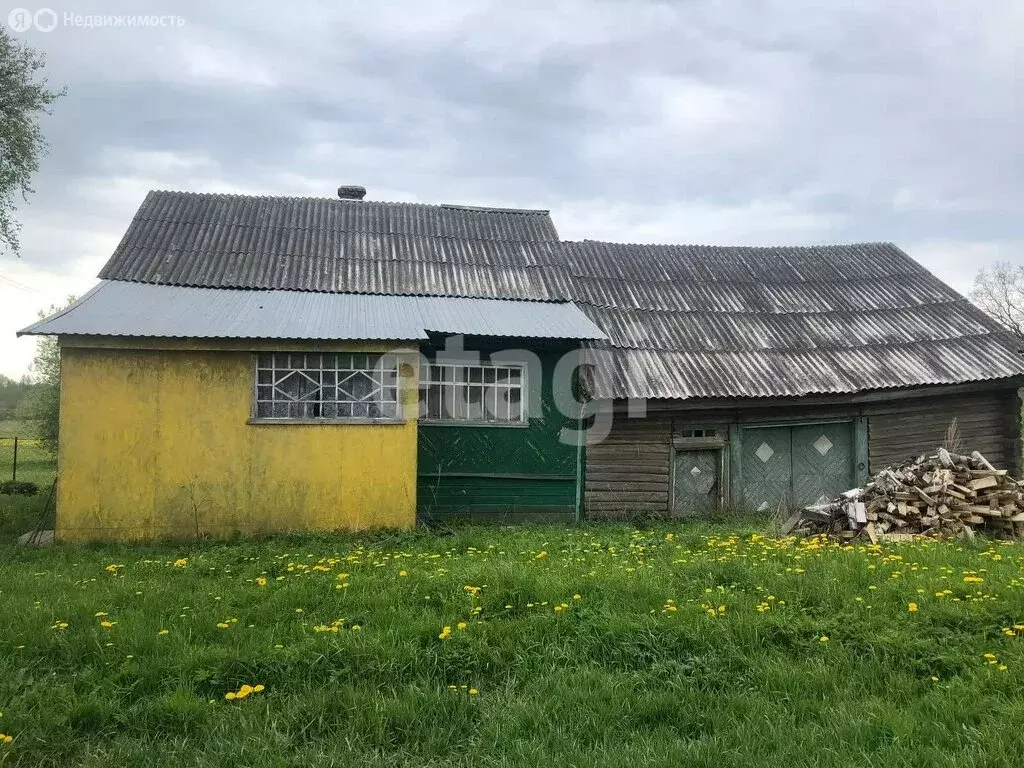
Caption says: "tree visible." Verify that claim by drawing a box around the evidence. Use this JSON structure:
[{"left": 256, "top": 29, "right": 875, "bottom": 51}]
[
  {"left": 0, "top": 27, "right": 64, "bottom": 255},
  {"left": 19, "top": 298, "right": 74, "bottom": 452},
  {"left": 0, "top": 373, "right": 34, "bottom": 419},
  {"left": 971, "top": 262, "right": 1024, "bottom": 344}
]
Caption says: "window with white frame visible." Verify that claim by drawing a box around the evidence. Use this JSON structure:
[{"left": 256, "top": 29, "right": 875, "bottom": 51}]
[
  {"left": 418, "top": 362, "right": 525, "bottom": 424},
  {"left": 254, "top": 352, "right": 400, "bottom": 421}
]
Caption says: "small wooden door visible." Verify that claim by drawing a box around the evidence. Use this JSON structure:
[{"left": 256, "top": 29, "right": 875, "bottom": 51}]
[{"left": 673, "top": 449, "right": 720, "bottom": 516}]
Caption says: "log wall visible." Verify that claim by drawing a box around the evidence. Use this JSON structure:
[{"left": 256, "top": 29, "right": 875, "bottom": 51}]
[
  {"left": 864, "top": 391, "right": 1020, "bottom": 473},
  {"left": 583, "top": 385, "right": 1021, "bottom": 519}
]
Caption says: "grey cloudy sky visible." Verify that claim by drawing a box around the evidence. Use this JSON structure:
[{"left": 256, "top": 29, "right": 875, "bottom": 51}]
[{"left": 1, "top": 0, "right": 1021, "bottom": 378}]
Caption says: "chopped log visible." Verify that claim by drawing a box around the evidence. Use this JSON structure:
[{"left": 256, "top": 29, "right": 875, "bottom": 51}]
[
  {"left": 972, "top": 451, "right": 996, "bottom": 471},
  {"left": 968, "top": 475, "right": 1000, "bottom": 491},
  {"left": 866, "top": 522, "right": 878, "bottom": 544},
  {"left": 779, "top": 509, "right": 805, "bottom": 536},
  {"left": 795, "top": 445, "right": 1024, "bottom": 540}
]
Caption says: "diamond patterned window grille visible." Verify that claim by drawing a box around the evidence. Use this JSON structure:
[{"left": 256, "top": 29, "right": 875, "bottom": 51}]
[
  {"left": 419, "top": 363, "right": 525, "bottom": 424},
  {"left": 255, "top": 352, "right": 399, "bottom": 420}
]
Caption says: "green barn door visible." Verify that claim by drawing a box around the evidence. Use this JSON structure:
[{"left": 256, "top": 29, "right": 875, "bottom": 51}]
[
  {"left": 741, "top": 427, "right": 793, "bottom": 513},
  {"left": 673, "top": 449, "right": 720, "bottom": 517},
  {"left": 791, "top": 423, "right": 853, "bottom": 507}
]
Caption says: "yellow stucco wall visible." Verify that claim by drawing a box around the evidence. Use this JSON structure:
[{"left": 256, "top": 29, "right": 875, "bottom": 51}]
[{"left": 56, "top": 341, "right": 419, "bottom": 541}]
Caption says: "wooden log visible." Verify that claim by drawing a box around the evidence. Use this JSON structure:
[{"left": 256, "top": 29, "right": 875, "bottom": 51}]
[
  {"left": 779, "top": 510, "right": 804, "bottom": 536},
  {"left": 972, "top": 451, "right": 996, "bottom": 471},
  {"left": 866, "top": 522, "right": 878, "bottom": 544},
  {"left": 949, "top": 484, "right": 977, "bottom": 498},
  {"left": 968, "top": 475, "right": 1000, "bottom": 491},
  {"left": 915, "top": 487, "right": 938, "bottom": 506}
]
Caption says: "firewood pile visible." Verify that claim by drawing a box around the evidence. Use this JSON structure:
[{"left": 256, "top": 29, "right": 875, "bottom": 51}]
[{"left": 783, "top": 448, "right": 1024, "bottom": 541}]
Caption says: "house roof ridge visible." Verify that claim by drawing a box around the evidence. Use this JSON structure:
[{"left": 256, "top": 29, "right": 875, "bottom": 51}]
[
  {"left": 566, "top": 238, "right": 901, "bottom": 251},
  {"left": 144, "top": 189, "right": 552, "bottom": 216}
]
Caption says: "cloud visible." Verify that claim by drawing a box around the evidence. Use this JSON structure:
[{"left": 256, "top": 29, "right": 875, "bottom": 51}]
[
  {"left": 1, "top": 0, "right": 1022, "bottom": 378},
  {"left": 906, "top": 239, "right": 1024, "bottom": 297}
]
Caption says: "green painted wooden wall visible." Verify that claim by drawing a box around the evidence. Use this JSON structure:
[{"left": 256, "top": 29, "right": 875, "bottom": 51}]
[{"left": 417, "top": 342, "right": 579, "bottom": 522}]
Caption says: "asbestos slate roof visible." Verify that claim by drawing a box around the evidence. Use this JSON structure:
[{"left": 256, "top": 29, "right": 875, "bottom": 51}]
[
  {"left": 564, "top": 241, "right": 1024, "bottom": 399},
  {"left": 20, "top": 281, "right": 606, "bottom": 342},
  {"left": 98, "top": 191, "right": 569, "bottom": 300},
  {"left": 36, "top": 189, "right": 1024, "bottom": 400}
]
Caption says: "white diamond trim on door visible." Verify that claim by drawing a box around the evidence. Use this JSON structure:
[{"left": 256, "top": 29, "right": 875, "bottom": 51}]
[
  {"left": 757, "top": 501, "right": 769, "bottom": 512},
  {"left": 813, "top": 435, "right": 833, "bottom": 456},
  {"left": 690, "top": 466, "right": 702, "bottom": 476},
  {"left": 755, "top": 442, "right": 775, "bottom": 463}
]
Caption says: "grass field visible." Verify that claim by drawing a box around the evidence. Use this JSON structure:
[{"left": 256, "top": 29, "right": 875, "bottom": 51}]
[
  {"left": 1, "top": 524, "right": 1023, "bottom": 767},
  {"left": 0, "top": 423, "right": 55, "bottom": 542}
]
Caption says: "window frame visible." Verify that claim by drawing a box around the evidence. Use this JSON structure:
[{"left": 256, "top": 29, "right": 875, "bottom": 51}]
[
  {"left": 248, "top": 351, "right": 404, "bottom": 425},
  {"left": 417, "top": 360, "right": 528, "bottom": 427}
]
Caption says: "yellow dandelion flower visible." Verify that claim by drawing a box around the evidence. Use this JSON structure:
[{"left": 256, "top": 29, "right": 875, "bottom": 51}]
[
  {"left": 225, "top": 692, "right": 236, "bottom": 700},
  {"left": 158, "top": 629, "right": 169, "bottom": 635},
  {"left": 469, "top": 688, "right": 479, "bottom": 695},
  {"left": 253, "top": 684, "right": 265, "bottom": 693},
  {"left": 819, "top": 635, "right": 829, "bottom": 643},
  {"left": 908, "top": 603, "right": 918, "bottom": 613},
  {"left": 399, "top": 570, "right": 408, "bottom": 577}
]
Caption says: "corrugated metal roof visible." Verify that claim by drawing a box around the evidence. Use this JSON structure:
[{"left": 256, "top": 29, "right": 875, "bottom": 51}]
[
  {"left": 81, "top": 190, "right": 1024, "bottom": 399},
  {"left": 98, "top": 191, "right": 567, "bottom": 300},
  {"left": 19, "top": 281, "right": 607, "bottom": 341},
  {"left": 564, "top": 240, "right": 1024, "bottom": 399}
]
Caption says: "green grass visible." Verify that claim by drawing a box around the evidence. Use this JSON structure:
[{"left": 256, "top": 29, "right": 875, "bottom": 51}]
[
  {"left": 0, "top": 435, "right": 55, "bottom": 542},
  {"left": 1, "top": 524, "right": 1024, "bottom": 767}
]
